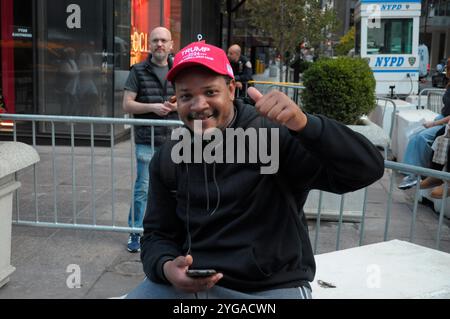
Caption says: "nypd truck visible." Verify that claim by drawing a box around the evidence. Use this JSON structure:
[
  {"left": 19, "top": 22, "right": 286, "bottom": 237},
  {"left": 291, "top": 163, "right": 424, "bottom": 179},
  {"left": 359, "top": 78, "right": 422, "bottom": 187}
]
[{"left": 355, "top": 1, "right": 421, "bottom": 96}]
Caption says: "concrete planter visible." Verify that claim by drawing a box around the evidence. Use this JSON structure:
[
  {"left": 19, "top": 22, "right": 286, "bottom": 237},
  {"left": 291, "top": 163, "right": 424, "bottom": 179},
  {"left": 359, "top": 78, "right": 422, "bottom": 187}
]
[
  {"left": 304, "top": 119, "right": 387, "bottom": 222},
  {"left": 304, "top": 188, "right": 366, "bottom": 222},
  {"left": 0, "top": 142, "right": 39, "bottom": 288}
]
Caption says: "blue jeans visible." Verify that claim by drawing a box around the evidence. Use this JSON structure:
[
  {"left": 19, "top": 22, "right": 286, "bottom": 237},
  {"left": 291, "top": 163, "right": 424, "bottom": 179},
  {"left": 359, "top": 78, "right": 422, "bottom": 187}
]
[
  {"left": 402, "top": 115, "right": 444, "bottom": 169},
  {"left": 128, "top": 144, "right": 158, "bottom": 229},
  {"left": 125, "top": 278, "right": 313, "bottom": 299}
]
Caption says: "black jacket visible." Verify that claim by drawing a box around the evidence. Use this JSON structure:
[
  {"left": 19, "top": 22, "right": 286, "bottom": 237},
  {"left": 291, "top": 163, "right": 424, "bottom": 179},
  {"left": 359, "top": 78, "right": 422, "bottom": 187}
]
[
  {"left": 141, "top": 100, "right": 384, "bottom": 292},
  {"left": 132, "top": 55, "right": 177, "bottom": 146},
  {"left": 442, "top": 86, "right": 450, "bottom": 116},
  {"left": 230, "top": 55, "right": 253, "bottom": 84},
  {"left": 230, "top": 55, "right": 253, "bottom": 97}
]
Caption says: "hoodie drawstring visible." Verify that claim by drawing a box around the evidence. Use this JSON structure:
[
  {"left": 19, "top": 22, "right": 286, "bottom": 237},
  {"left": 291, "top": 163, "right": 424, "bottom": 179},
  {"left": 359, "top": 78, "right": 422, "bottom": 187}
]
[
  {"left": 209, "top": 162, "right": 221, "bottom": 216},
  {"left": 203, "top": 162, "right": 210, "bottom": 212},
  {"left": 185, "top": 163, "right": 192, "bottom": 256}
]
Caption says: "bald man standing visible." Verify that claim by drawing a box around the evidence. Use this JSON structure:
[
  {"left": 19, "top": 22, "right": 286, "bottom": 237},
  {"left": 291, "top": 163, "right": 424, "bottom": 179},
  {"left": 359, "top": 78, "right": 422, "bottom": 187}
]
[
  {"left": 227, "top": 44, "right": 253, "bottom": 97},
  {"left": 123, "top": 27, "right": 177, "bottom": 253}
]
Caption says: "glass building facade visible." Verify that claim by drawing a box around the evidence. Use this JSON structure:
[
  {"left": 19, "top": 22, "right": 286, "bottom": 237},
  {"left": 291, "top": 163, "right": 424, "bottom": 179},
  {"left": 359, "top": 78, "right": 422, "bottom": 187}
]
[{"left": 0, "top": 0, "right": 186, "bottom": 139}]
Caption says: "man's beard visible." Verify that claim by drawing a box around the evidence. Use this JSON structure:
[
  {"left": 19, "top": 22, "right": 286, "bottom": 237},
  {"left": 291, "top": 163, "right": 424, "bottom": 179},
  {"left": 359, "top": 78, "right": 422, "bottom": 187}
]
[{"left": 152, "top": 51, "right": 167, "bottom": 63}]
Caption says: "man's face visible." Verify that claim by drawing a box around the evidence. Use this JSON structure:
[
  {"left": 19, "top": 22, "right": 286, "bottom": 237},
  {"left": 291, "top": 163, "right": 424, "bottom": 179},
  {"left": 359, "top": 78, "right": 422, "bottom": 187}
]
[
  {"left": 227, "top": 48, "right": 240, "bottom": 63},
  {"left": 150, "top": 28, "right": 173, "bottom": 62},
  {"left": 175, "top": 68, "right": 236, "bottom": 135}
]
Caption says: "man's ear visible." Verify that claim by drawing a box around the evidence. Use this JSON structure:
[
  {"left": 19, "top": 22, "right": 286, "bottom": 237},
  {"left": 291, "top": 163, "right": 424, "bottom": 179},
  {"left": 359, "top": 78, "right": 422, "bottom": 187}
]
[{"left": 228, "top": 79, "right": 236, "bottom": 101}]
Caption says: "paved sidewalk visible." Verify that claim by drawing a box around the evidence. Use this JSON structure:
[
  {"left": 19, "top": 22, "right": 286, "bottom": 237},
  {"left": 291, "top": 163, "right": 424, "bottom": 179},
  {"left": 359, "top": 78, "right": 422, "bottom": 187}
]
[{"left": 0, "top": 138, "right": 449, "bottom": 299}]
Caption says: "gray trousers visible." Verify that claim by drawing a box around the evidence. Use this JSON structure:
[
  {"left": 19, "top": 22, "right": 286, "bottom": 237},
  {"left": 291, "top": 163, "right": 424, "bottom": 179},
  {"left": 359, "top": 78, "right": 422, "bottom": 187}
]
[{"left": 126, "top": 278, "right": 313, "bottom": 299}]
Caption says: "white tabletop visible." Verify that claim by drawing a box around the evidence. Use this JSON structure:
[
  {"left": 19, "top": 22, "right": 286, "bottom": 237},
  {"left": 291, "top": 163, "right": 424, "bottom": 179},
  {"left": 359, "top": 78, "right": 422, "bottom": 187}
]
[{"left": 311, "top": 240, "right": 450, "bottom": 299}]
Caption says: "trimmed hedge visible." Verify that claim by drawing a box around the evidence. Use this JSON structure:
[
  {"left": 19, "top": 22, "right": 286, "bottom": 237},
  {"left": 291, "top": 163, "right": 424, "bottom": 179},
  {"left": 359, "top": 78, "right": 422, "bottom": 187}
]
[
  {"left": 302, "top": 57, "right": 376, "bottom": 124},
  {"left": 298, "top": 60, "right": 313, "bottom": 74}
]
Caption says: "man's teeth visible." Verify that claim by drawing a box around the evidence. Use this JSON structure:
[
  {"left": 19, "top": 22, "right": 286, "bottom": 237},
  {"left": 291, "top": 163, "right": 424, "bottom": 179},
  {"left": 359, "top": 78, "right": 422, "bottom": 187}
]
[{"left": 193, "top": 113, "right": 213, "bottom": 120}]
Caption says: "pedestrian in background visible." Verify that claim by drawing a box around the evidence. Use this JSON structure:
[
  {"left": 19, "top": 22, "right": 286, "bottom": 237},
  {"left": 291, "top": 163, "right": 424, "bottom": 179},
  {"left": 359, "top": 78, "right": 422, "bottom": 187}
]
[
  {"left": 59, "top": 47, "right": 79, "bottom": 116},
  {"left": 227, "top": 44, "right": 253, "bottom": 98},
  {"left": 122, "top": 27, "right": 177, "bottom": 253},
  {"left": 399, "top": 59, "right": 450, "bottom": 190}
]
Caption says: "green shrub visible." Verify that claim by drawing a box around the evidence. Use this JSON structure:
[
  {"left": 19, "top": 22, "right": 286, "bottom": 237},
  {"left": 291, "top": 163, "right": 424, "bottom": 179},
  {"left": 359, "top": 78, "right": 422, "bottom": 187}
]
[
  {"left": 301, "top": 57, "right": 376, "bottom": 124},
  {"left": 298, "top": 60, "right": 313, "bottom": 74}
]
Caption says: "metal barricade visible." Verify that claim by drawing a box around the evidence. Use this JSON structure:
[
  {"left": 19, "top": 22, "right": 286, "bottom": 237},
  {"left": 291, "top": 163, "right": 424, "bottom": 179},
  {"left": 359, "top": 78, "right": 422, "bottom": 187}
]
[
  {"left": 0, "top": 113, "right": 449, "bottom": 254},
  {"left": 0, "top": 113, "right": 182, "bottom": 234},
  {"left": 312, "top": 160, "right": 450, "bottom": 254},
  {"left": 418, "top": 88, "right": 446, "bottom": 113},
  {"left": 245, "top": 81, "right": 305, "bottom": 105}
]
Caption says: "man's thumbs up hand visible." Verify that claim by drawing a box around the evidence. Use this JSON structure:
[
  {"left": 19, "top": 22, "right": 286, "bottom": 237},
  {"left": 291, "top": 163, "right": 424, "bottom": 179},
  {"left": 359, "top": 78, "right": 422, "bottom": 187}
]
[{"left": 247, "top": 87, "right": 307, "bottom": 132}]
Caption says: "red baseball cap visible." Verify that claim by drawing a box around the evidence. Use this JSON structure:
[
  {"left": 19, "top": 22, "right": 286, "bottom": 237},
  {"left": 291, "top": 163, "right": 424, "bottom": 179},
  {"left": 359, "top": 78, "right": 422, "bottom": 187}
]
[{"left": 166, "top": 42, "right": 235, "bottom": 82}]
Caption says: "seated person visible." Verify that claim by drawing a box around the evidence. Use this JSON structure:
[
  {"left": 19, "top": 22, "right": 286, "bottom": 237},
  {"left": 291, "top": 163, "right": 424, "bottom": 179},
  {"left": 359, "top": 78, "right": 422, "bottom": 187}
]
[
  {"left": 420, "top": 119, "right": 450, "bottom": 198},
  {"left": 399, "top": 81, "right": 450, "bottom": 189}
]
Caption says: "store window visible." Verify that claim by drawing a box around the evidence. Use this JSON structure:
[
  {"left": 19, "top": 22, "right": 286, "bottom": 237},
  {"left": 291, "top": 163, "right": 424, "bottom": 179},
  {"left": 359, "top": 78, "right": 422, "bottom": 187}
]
[
  {"left": 367, "top": 18, "right": 413, "bottom": 55},
  {"left": 130, "top": 0, "right": 152, "bottom": 66},
  {"left": 130, "top": 0, "right": 180, "bottom": 65},
  {"left": 114, "top": 0, "right": 131, "bottom": 119},
  {"left": 36, "top": 0, "right": 111, "bottom": 120},
  {"left": 170, "top": 0, "right": 182, "bottom": 53},
  {"left": 1, "top": 0, "right": 180, "bottom": 127}
]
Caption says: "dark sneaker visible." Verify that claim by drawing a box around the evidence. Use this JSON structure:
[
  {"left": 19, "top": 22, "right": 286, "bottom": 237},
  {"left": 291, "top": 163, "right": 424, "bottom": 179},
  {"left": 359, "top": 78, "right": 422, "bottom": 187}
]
[
  {"left": 127, "top": 233, "right": 141, "bottom": 253},
  {"left": 398, "top": 175, "right": 418, "bottom": 190}
]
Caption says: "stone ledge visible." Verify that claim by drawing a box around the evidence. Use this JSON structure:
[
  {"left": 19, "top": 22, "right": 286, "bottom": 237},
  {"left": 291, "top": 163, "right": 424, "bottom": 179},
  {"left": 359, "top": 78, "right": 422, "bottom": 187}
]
[
  {"left": 347, "top": 117, "right": 391, "bottom": 150},
  {"left": 0, "top": 142, "right": 40, "bottom": 179},
  {"left": 0, "top": 266, "right": 15, "bottom": 288}
]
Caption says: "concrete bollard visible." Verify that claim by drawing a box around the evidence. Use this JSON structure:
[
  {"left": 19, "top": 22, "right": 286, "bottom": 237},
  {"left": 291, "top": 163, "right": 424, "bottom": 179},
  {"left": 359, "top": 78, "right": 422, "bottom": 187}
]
[{"left": 0, "top": 142, "right": 40, "bottom": 288}]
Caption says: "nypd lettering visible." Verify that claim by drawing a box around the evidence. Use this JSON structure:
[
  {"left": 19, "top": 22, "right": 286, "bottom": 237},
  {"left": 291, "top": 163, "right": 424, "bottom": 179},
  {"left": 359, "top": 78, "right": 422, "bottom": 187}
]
[
  {"left": 375, "top": 56, "right": 405, "bottom": 67},
  {"left": 381, "top": 4, "right": 402, "bottom": 11}
]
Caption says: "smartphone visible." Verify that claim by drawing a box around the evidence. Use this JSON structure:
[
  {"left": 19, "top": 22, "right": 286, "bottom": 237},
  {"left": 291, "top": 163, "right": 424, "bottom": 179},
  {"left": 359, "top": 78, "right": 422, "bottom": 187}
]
[{"left": 186, "top": 269, "right": 217, "bottom": 278}]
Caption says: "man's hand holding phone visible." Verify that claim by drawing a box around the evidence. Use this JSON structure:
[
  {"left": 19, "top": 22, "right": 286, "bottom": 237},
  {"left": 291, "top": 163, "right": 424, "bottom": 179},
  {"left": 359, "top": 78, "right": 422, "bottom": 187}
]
[
  {"left": 186, "top": 269, "right": 217, "bottom": 277},
  {"left": 163, "top": 255, "right": 223, "bottom": 293}
]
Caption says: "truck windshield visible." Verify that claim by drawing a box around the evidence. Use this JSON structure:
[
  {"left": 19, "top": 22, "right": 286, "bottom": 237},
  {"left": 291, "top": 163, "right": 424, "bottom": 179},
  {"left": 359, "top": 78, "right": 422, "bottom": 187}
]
[{"left": 367, "top": 18, "right": 413, "bottom": 55}]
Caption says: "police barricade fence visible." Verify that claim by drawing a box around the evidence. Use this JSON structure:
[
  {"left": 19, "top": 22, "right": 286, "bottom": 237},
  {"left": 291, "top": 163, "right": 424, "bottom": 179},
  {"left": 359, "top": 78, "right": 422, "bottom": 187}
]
[
  {"left": 418, "top": 88, "right": 446, "bottom": 113},
  {"left": 0, "top": 113, "right": 449, "bottom": 253}
]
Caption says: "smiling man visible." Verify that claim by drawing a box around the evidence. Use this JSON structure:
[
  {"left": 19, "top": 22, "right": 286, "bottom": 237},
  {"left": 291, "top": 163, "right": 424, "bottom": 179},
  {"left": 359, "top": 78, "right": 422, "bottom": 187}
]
[
  {"left": 126, "top": 42, "right": 384, "bottom": 299},
  {"left": 176, "top": 69, "right": 235, "bottom": 134}
]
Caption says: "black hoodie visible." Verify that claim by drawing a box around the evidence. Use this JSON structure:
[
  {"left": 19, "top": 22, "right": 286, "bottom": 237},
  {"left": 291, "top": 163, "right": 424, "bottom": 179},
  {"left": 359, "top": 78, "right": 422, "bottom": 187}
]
[{"left": 140, "top": 99, "right": 384, "bottom": 292}]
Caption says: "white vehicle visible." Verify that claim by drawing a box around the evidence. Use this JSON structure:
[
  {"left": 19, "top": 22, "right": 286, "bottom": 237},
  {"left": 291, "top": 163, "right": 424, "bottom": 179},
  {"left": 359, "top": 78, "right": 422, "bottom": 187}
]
[{"left": 355, "top": 1, "right": 421, "bottom": 96}]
